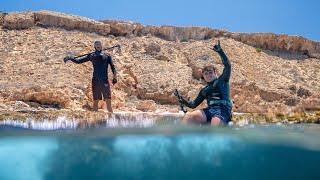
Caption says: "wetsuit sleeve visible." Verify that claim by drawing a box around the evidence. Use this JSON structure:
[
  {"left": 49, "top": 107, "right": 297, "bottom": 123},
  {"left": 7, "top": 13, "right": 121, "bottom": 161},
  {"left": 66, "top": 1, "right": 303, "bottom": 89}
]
[
  {"left": 217, "top": 50, "right": 231, "bottom": 82},
  {"left": 184, "top": 90, "right": 205, "bottom": 109},
  {"left": 108, "top": 55, "right": 117, "bottom": 75},
  {"left": 70, "top": 54, "right": 91, "bottom": 64}
]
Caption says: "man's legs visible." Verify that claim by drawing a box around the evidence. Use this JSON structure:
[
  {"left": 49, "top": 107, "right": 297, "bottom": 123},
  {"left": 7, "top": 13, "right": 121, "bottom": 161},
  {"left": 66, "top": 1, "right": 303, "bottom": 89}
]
[
  {"left": 93, "top": 100, "right": 99, "bottom": 111},
  {"left": 92, "top": 79, "right": 101, "bottom": 111},
  {"left": 103, "top": 98, "right": 113, "bottom": 113},
  {"left": 101, "top": 80, "right": 112, "bottom": 113},
  {"left": 92, "top": 99, "right": 112, "bottom": 112},
  {"left": 92, "top": 79, "right": 113, "bottom": 112}
]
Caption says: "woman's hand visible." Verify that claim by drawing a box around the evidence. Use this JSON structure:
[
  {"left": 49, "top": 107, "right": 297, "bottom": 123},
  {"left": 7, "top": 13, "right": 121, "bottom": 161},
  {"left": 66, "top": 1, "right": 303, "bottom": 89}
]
[{"left": 212, "top": 40, "right": 222, "bottom": 52}]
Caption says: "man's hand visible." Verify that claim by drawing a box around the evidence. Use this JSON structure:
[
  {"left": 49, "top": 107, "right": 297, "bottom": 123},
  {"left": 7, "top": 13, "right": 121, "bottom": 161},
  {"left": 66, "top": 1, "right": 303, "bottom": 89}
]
[
  {"left": 112, "top": 77, "right": 118, "bottom": 85},
  {"left": 64, "top": 55, "right": 75, "bottom": 63},
  {"left": 63, "top": 56, "right": 69, "bottom": 63},
  {"left": 212, "top": 40, "right": 223, "bottom": 52}
]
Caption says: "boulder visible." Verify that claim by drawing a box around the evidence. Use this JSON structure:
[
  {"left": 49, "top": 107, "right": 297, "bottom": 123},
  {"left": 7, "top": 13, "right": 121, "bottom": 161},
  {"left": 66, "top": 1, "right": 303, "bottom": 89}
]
[
  {"left": 297, "top": 87, "right": 312, "bottom": 97},
  {"left": 145, "top": 42, "right": 161, "bottom": 55},
  {"left": 136, "top": 100, "right": 156, "bottom": 111}
]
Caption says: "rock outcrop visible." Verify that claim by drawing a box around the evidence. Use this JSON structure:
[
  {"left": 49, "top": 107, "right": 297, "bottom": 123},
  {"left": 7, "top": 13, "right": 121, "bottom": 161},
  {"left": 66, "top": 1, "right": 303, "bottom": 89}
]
[
  {"left": 1, "top": 11, "right": 319, "bottom": 59},
  {"left": 231, "top": 33, "right": 320, "bottom": 59},
  {"left": 102, "top": 20, "right": 142, "bottom": 36},
  {"left": 101, "top": 19, "right": 320, "bottom": 59},
  {"left": 0, "top": 12, "right": 7, "bottom": 26},
  {"left": 3, "top": 12, "right": 34, "bottom": 29},
  {"left": 34, "top": 10, "right": 111, "bottom": 36}
]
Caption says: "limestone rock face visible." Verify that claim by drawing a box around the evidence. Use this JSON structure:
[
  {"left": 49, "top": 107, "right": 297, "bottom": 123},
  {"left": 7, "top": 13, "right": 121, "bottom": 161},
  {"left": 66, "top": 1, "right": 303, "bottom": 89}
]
[
  {"left": 2, "top": 11, "right": 320, "bottom": 59},
  {"left": 231, "top": 33, "right": 320, "bottom": 59},
  {"left": 102, "top": 20, "right": 142, "bottom": 36},
  {"left": 3, "top": 12, "right": 34, "bottom": 29},
  {"left": 0, "top": 12, "right": 7, "bottom": 26},
  {"left": 151, "top": 26, "right": 211, "bottom": 41},
  {"left": 0, "top": 10, "right": 320, "bottom": 115},
  {"left": 34, "top": 10, "right": 110, "bottom": 36}
]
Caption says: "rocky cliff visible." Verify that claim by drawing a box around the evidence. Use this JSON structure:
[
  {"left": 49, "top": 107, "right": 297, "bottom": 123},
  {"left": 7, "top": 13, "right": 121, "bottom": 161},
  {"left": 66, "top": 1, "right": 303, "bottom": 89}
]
[{"left": 0, "top": 10, "right": 319, "bottom": 122}]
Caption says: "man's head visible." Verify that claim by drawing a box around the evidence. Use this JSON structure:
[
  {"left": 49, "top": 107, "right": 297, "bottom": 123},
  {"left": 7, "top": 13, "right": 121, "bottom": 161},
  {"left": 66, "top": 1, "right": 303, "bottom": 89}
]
[
  {"left": 202, "top": 65, "right": 217, "bottom": 82},
  {"left": 94, "top": 40, "right": 102, "bottom": 51}
]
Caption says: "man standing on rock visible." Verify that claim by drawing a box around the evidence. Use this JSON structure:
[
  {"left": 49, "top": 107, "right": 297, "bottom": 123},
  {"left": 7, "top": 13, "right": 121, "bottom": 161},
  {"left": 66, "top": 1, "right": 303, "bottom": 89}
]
[
  {"left": 64, "top": 40, "right": 117, "bottom": 112},
  {"left": 177, "top": 40, "right": 232, "bottom": 126}
]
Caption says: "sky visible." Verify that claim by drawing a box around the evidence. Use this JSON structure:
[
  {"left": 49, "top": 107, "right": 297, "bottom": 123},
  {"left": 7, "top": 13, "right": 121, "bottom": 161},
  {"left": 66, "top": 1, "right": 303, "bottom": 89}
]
[{"left": 1, "top": 0, "right": 319, "bottom": 41}]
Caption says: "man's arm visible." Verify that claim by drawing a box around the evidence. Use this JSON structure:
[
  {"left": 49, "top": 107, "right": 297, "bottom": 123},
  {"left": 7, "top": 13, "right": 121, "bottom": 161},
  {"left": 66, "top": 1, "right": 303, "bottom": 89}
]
[
  {"left": 108, "top": 55, "right": 117, "bottom": 75},
  {"left": 70, "top": 54, "right": 91, "bottom": 64},
  {"left": 64, "top": 54, "right": 91, "bottom": 64},
  {"left": 107, "top": 55, "right": 118, "bottom": 84}
]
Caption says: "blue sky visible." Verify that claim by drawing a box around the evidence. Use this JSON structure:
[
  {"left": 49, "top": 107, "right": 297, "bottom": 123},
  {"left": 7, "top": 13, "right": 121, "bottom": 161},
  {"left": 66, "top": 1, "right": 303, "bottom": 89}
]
[{"left": 1, "top": 0, "right": 319, "bottom": 41}]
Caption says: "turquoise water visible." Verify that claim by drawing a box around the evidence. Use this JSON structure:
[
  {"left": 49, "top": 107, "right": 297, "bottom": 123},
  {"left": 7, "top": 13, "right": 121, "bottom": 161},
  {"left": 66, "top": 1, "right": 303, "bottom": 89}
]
[{"left": 1, "top": 124, "right": 320, "bottom": 180}]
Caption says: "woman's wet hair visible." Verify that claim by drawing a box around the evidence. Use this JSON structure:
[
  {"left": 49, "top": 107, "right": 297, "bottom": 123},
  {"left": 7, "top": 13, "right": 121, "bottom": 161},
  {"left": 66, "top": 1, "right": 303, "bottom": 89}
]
[{"left": 202, "top": 65, "right": 216, "bottom": 73}]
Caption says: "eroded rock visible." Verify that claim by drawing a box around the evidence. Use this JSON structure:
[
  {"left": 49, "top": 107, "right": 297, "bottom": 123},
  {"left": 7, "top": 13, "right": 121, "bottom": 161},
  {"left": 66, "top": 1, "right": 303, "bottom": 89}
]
[
  {"left": 3, "top": 12, "right": 34, "bottom": 29},
  {"left": 297, "top": 87, "right": 312, "bottom": 97},
  {"left": 0, "top": 12, "right": 7, "bottom": 26},
  {"left": 34, "top": 10, "right": 110, "bottom": 35},
  {"left": 3, "top": 11, "right": 320, "bottom": 59},
  {"left": 136, "top": 100, "right": 156, "bottom": 111}
]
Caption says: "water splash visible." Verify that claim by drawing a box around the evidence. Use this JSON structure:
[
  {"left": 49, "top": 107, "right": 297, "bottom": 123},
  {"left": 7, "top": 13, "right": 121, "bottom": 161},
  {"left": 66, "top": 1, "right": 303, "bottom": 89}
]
[
  {"left": 0, "top": 116, "right": 79, "bottom": 130},
  {"left": 0, "top": 112, "right": 182, "bottom": 130}
]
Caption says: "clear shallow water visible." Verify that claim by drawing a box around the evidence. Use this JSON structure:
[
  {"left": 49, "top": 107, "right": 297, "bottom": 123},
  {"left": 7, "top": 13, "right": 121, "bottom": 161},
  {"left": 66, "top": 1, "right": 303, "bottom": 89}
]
[{"left": 1, "top": 124, "right": 320, "bottom": 180}]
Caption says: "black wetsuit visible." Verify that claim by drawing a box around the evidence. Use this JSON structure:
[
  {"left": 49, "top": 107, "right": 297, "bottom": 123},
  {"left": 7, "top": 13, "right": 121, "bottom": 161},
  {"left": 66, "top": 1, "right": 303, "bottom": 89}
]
[
  {"left": 184, "top": 50, "right": 232, "bottom": 124},
  {"left": 70, "top": 51, "right": 117, "bottom": 100}
]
